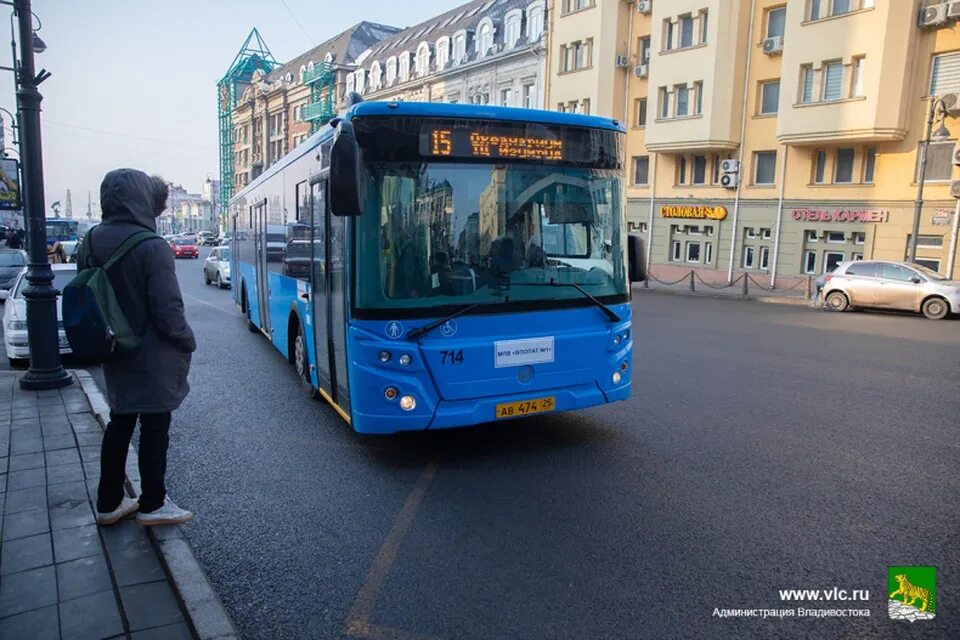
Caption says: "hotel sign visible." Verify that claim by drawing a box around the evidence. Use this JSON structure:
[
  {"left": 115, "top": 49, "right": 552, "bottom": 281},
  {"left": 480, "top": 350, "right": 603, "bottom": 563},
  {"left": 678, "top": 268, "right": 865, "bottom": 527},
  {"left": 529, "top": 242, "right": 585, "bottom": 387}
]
[
  {"left": 660, "top": 205, "right": 728, "bottom": 220},
  {"left": 791, "top": 208, "right": 889, "bottom": 223}
]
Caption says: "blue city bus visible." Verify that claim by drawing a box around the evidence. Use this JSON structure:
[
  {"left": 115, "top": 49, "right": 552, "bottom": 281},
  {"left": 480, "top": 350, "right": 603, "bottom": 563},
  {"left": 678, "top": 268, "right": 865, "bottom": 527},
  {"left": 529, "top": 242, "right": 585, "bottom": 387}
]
[
  {"left": 46, "top": 218, "right": 80, "bottom": 244},
  {"left": 230, "top": 100, "right": 638, "bottom": 434}
]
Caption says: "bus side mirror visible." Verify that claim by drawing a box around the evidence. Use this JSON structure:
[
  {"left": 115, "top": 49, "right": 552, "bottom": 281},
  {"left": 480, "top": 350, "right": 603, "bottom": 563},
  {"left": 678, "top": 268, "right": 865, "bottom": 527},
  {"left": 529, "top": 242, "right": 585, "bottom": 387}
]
[
  {"left": 330, "top": 119, "right": 363, "bottom": 217},
  {"left": 627, "top": 234, "right": 646, "bottom": 282}
]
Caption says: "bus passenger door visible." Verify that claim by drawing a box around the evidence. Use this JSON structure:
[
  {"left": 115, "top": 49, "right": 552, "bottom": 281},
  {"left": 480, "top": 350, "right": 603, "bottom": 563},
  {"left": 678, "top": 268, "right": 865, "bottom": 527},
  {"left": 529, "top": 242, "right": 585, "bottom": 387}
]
[
  {"left": 310, "top": 178, "right": 333, "bottom": 398},
  {"left": 254, "top": 200, "right": 270, "bottom": 335}
]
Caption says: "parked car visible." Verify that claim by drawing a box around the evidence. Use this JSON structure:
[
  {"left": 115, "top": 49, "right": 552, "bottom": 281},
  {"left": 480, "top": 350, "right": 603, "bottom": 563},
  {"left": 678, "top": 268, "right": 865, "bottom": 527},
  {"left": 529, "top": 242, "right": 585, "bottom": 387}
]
[
  {"left": 217, "top": 235, "right": 232, "bottom": 246},
  {"left": 0, "top": 249, "right": 26, "bottom": 300},
  {"left": 196, "top": 231, "right": 217, "bottom": 246},
  {"left": 821, "top": 260, "right": 960, "bottom": 320},
  {"left": 3, "top": 263, "right": 76, "bottom": 366},
  {"left": 203, "top": 246, "right": 231, "bottom": 289},
  {"left": 170, "top": 237, "right": 199, "bottom": 259}
]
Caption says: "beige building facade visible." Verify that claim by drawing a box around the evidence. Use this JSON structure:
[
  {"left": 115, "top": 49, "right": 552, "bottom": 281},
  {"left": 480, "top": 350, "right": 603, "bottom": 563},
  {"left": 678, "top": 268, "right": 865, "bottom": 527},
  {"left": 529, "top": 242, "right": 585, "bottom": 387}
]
[{"left": 546, "top": 0, "right": 960, "bottom": 282}]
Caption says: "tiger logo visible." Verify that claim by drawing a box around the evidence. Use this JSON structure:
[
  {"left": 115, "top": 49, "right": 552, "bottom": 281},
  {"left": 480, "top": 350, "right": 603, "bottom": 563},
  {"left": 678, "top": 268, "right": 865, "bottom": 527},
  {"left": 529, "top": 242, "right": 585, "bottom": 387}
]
[{"left": 889, "top": 574, "right": 934, "bottom": 612}]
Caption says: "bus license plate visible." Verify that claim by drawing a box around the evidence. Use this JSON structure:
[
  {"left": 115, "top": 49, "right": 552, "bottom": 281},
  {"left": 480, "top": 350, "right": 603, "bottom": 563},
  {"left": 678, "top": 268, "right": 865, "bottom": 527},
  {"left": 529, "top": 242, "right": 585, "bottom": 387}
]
[{"left": 495, "top": 396, "right": 555, "bottom": 419}]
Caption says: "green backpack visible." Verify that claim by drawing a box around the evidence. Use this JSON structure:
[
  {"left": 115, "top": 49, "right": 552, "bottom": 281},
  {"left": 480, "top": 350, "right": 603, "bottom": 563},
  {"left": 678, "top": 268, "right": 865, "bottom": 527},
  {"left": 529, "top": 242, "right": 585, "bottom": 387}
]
[{"left": 62, "top": 230, "right": 158, "bottom": 361}]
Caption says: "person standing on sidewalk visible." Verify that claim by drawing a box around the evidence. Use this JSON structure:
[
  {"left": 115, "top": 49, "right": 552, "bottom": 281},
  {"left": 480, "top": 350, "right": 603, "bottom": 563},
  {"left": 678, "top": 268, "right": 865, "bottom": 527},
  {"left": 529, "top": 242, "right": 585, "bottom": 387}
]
[{"left": 76, "top": 168, "right": 196, "bottom": 526}]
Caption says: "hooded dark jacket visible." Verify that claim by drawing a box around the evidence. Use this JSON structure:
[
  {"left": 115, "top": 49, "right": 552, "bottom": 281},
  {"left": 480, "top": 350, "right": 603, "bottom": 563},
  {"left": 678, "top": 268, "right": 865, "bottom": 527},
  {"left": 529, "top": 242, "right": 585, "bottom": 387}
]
[{"left": 77, "top": 169, "right": 196, "bottom": 413}]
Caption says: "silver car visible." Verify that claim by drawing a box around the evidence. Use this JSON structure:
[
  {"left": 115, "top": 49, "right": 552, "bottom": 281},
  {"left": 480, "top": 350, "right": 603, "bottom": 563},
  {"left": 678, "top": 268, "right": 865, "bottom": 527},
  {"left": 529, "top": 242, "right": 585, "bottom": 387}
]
[
  {"left": 822, "top": 260, "right": 960, "bottom": 319},
  {"left": 203, "top": 246, "right": 231, "bottom": 289}
]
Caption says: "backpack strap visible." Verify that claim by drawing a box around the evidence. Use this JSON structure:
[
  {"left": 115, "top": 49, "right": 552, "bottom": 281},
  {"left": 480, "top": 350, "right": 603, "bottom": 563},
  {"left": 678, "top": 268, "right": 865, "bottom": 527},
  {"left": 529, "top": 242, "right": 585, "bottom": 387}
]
[{"left": 102, "top": 230, "right": 159, "bottom": 271}]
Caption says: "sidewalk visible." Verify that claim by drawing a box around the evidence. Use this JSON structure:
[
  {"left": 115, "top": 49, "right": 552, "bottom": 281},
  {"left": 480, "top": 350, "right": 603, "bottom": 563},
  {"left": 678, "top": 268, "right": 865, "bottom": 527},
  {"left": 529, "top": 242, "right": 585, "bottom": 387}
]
[
  {"left": 635, "top": 274, "right": 813, "bottom": 306},
  {"left": 0, "top": 371, "right": 234, "bottom": 640}
]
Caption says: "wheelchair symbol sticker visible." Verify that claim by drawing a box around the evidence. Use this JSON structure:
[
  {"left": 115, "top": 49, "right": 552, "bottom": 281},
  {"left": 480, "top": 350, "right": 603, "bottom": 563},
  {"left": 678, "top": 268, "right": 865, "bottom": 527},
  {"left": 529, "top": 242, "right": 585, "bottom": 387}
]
[
  {"left": 385, "top": 321, "right": 404, "bottom": 340},
  {"left": 440, "top": 320, "right": 458, "bottom": 337}
]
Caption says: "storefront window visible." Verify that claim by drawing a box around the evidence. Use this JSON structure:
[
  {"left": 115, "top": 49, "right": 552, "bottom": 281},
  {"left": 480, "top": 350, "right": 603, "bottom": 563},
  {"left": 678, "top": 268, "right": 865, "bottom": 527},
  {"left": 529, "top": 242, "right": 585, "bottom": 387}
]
[
  {"left": 805, "top": 230, "right": 818, "bottom": 242},
  {"left": 704, "top": 242, "right": 713, "bottom": 264},
  {"left": 824, "top": 251, "right": 844, "bottom": 273},
  {"left": 686, "top": 241, "right": 701, "bottom": 263},
  {"left": 759, "top": 246, "right": 770, "bottom": 270},
  {"left": 671, "top": 241, "right": 681, "bottom": 261},
  {"left": 743, "top": 246, "right": 755, "bottom": 268},
  {"left": 803, "top": 250, "right": 816, "bottom": 274}
]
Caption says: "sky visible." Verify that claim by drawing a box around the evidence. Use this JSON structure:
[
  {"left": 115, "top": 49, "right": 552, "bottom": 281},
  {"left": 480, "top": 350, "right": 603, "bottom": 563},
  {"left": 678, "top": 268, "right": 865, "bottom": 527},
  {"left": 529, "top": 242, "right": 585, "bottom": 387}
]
[{"left": 0, "top": 0, "right": 469, "bottom": 215}]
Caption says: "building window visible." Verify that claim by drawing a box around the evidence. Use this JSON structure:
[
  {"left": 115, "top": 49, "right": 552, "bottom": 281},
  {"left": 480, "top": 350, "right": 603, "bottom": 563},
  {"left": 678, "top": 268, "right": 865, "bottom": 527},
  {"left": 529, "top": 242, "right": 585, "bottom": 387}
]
[
  {"left": 686, "top": 241, "right": 701, "bottom": 263},
  {"left": 824, "top": 251, "right": 844, "bottom": 273},
  {"left": 822, "top": 61, "right": 843, "bottom": 101},
  {"left": 659, "top": 87, "right": 670, "bottom": 118},
  {"left": 636, "top": 98, "right": 648, "bottom": 127},
  {"left": 687, "top": 225, "right": 702, "bottom": 235},
  {"left": 760, "top": 80, "right": 780, "bottom": 114},
  {"left": 435, "top": 41, "right": 449, "bottom": 70},
  {"left": 916, "top": 234, "right": 944, "bottom": 248},
  {"left": 581, "top": 98, "right": 591, "bottom": 115},
  {"left": 477, "top": 20, "right": 494, "bottom": 56},
  {"left": 693, "top": 155, "right": 707, "bottom": 185},
  {"left": 505, "top": 12, "right": 522, "bottom": 49},
  {"left": 754, "top": 151, "right": 777, "bottom": 185},
  {"left": 803, "top": 250, "right": 816, "bottom": 273},
  {"left": 913, "top": 258, "right": 940, "bottom": 272},
  {"left": 852, "top": 231, "right": 866, "bottom": 244},
  {"left": 852, "top": 57, "right": 865, "bottom": 97},
  {"left": 694, "top": 81, "right": 704, "bottom": 114},
  {"left": 806, "top": 230, "right": 818, "bottom": 242},
  {"left": 826, "top": 231, "right": 846, "bottom": 243},
  {"left": 633, "top": 156, "right": 650, "bottom": 185},
  {"left": 767, "top": 7, "right": 786, "bottom": 38},
  {"left": 711, "top": 155, "right": 721, "bottom": 184},
  {"left": 522, "top": 82, "right": 536, "bottom": 108},
  {"left": 930, "top": 51, "right": 960, "bottom": 96},
  {"left": 500, "top": 88, "right": 512, "bottom": 107},
  {"left": 416, "top": 44, "right": 431, "bottom": 76},
  {"left": 664, "top": 19, "right": 674, "bottom": 51},
  {"left": 863, "top": 147, "right": 876, "bottom": 183},
  {"left": 760, "top": 228, "right": 772, "bottom": 240},
  {"left": 743, "top": 246, "right": 756, "bottom": 269},
  {"left": 745, "top": 227, "right": 757, "bottom": 240},
  {"left": 809, "top": 0, "right": 867, "bottom": 20},
  {"left": 528, "top": 4, "right": 545, "bottom": 40},
  {"left": 640, "top": 36, "right": 651, "bottom": 63},
  {"left": 700, "top": 10, "right": 709, "bottom": 44},
  {"left": 676, "top": 85, "right": 689, "bottom": 116},
  {"left": 679, "top": 14, "right": 694, "bottom": 48},
  {"left": 704, "top": 242, "right": 713, "bottom": 264},
  {"left": 917, "top": 141, "right": 955, "bottom": 182},
  {"left": 452, "top": 33, "right": 467, "bottom": 63},
  {"left": 834, "top": 148, "right": 855, "bottom": 183},
  {"left": 800, "top": 65, "right": 814, "bottom": 104},
  {"left": 813, "top": 149, "right": 827, "bottom": 184},
  {"left": 759, "top": 246, "right": 770, "bottom": 270},
  {"left": 563, "top": 0, "right": 593, "bottom": 14},
  {"left": 677, "top": 156, "right": 687, "bottom": 184},
  {"left": 671, "top": 240, "right": 681, "bottom": 261},
  {"left": 399, "top": 53, "right": 410, "bottom": 81}
]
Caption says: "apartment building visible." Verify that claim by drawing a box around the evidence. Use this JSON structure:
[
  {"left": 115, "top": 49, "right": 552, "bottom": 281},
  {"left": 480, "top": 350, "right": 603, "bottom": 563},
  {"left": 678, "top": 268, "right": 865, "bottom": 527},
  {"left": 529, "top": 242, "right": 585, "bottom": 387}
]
[{"left": 546, "top": 0, "right": 960, "bottom": 281}]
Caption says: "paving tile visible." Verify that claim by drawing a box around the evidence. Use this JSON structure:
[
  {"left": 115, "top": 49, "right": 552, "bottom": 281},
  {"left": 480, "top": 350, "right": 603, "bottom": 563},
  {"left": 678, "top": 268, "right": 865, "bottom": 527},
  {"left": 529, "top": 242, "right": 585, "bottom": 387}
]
[
  {"left": 11, "top": 417, "right": 41, "bottom": 430},
  {"left": 0, "top": 456, "right": 7, "bottom": 474},
  {"left": 35, "top": 394, "right": 62, "bottom": 407},
  {"left": 6, "top": 466, "right": 46, "bottom": 491},
  {"left": 47, "top": 480, "right": 90, "bottom": 507},
  {"left": 64, "top": 401, "right": 91, "bottom": 415},
  {"left": 79, "top": 446, "right": 101, "bottom": 466},
  {"left": 67, "top": 414, "right": 101, "bottom": 433},
  {"left": 131, "top": 621, "right": 194, "bottom": 640},
  {"left": 38, "top": 405, "right": 66, "bottom": 418},
  {"left": 56, "top": 554, "right": 112, "bottom": 602},
  {"left": 9, "top": 451, "right": 44, "bottom": 472},
  {"left": 52, "top": 524, "right": 101, "bottom": 563},
  {"left": 100, "top": 519, "right": 144, "bottom": 552},
  {"left": 1, "top": 506, "right": 49, "bottom": 541},
  {"left": 74, "top": 430, "right": 103, "bottom": 448},
  {"left": 4, "top": 485, "right": 47, "bottom": 514},
  {"left": 44, "top": 448, "right": 80, "bottom": 468},
  {"left": 49, "top": 499, "right": 95, "bottom": 531},
  {"left": 11, "top": 407, "right": 39, "bottom": 420},
  {"left": 59, "top": 589, "right": 124, "bottom": 640},
  {"left": 120, "top": 581, "right": 185, "bottom": 632},
  {"left": 9, "top": 434, "right": 43, "bottom": 455},
  {"left": 0, "top": 532, "right": 53, "bottom": 575},
  {"left": 0, "top": 475, "right": 5, "bottom": 493},
  {"left": 46, "top": 462, "right": 85, "bottom": 485},
  {"left": 0, "top": 565, "right": 57, "bottom": 617},
  {"left": 0, "top": 604, "right": 59, "bottom": 640},
  {"left": 109, "top": 538, "right": 166, "bottom": 587},
  {"left": 42, "top": 432, "right": 76, "bottom": 451},
  {"left": 39, "top": 415, "right": 71, "bottom": 430}
]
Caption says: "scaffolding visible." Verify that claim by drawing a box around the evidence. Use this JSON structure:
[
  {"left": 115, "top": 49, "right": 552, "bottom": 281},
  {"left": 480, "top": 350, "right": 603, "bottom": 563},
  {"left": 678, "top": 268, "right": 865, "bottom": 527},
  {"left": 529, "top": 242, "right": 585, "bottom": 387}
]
[
  {"left": 217, "top": 28, "right": 279, "bottom": 223},
  {"left": 301, "top": 62, "right": 336, "bottom": 133}
]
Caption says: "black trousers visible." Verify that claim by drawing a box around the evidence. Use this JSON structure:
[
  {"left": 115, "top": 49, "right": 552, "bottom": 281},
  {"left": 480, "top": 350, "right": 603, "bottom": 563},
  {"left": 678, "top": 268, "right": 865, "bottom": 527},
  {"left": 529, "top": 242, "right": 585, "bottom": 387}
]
[{"left": 96, "top": 411, "right": 171, "bottom": 514}]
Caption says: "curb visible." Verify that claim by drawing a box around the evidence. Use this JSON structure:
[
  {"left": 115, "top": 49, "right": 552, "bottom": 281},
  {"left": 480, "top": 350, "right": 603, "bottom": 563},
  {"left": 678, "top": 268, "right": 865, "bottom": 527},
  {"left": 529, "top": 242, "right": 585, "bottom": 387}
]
[
  {"left": 633, "top": 284, "right": 811, "bottom": 307},
  {"left": 72, "top": 369, "right": 239, "bottom": 640}
]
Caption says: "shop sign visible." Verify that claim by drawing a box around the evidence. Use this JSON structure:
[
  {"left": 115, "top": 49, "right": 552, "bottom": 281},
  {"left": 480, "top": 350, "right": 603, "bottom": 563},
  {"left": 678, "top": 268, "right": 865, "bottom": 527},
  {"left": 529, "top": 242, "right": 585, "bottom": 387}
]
[
  {"left": 932, "top": 209, "right": 953, "bottom": 226},
  {"left": 791, "top": 208, "right": 889, "bottom": 223},
  {"left": 0, "top": 159, "right": 20, "bottom": 211},
  {"left": 660, "top": 205, "right": 728, "bottom": 220}
]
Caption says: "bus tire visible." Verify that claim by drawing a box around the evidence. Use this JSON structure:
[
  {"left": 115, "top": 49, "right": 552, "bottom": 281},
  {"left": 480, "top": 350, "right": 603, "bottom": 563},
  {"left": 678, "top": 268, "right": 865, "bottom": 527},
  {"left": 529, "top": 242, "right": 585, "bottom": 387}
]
[{"left": 293, "top": 320, "right": 320, "bottom": 400}]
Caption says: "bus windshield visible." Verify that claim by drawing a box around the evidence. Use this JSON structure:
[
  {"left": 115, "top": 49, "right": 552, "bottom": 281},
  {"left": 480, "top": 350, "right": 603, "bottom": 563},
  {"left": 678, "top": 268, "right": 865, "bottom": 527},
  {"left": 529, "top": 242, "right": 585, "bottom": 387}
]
[{"left": 355, "top": 162, "right": 627, "bottom": 314}]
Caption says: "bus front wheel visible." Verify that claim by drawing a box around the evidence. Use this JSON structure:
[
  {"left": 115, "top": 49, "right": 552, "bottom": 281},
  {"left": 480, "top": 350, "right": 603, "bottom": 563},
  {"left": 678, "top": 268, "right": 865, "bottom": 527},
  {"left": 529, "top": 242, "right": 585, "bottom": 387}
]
[{"left": 294, "top": 322, "right": 321, "bottom": 401}]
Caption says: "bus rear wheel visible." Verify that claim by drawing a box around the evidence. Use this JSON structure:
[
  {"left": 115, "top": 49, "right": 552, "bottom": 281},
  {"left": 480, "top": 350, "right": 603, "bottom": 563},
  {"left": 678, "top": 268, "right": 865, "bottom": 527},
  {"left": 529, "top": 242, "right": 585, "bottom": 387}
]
[{"left": 294, "top": 323, "right": 321, "bottom": 401}]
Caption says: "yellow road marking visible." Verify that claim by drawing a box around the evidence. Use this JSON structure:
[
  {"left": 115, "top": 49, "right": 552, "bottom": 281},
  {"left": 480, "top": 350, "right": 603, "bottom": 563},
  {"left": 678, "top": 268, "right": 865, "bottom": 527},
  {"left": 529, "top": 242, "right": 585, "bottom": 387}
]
[{"left": 345, "top": 463, "right": 440, "bottom": 638}]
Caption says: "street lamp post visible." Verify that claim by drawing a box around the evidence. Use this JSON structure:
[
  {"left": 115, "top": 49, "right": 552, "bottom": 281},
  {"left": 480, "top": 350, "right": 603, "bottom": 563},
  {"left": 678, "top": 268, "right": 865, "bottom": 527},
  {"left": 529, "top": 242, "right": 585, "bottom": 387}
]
[
  {"left": 12, "top": 0, "right": 70, "bottom": 390},
  {"left": 910, "top": 96, "right": 952, "bottom": 263}
]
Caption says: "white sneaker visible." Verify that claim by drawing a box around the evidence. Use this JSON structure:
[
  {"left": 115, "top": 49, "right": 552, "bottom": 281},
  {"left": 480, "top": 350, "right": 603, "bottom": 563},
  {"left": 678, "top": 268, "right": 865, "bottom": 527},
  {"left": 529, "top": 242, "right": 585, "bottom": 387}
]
[
  {"left": 96, "top": 497, "right": 140, "bottom": 526},
  {"left": 135, "top": 498, "right": 193, "bottom": 526}
]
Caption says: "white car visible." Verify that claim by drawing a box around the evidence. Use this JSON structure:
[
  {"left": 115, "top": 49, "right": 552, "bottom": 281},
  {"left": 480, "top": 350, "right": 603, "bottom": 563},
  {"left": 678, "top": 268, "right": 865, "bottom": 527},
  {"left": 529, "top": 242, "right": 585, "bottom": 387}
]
[{"left": 3, "top": 263, "right": 76, "bottom": 366}]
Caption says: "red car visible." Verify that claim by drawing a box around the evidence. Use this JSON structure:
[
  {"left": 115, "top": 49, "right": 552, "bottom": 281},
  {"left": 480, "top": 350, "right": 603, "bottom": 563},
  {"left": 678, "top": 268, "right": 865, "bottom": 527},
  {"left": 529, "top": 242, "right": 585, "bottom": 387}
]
[{"left": 170, "top": 238, "right": 199, "bottom": 259}]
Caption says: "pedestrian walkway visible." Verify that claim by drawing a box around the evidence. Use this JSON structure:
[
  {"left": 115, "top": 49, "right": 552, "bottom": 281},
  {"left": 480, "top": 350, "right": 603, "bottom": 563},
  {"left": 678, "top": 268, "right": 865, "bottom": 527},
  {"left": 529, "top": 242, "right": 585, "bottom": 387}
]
[
  {"left": 0, "top": 372, "right": 192, "bottom": 639},
  {"left": 636, "top": 271, "right": 812, "bottom": 306}
]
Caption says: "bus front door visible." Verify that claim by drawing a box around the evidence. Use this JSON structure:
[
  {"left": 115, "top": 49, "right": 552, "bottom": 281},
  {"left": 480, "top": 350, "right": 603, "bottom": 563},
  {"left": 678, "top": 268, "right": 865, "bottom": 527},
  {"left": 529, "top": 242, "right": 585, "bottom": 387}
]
[
  {"left": 253, "top": 200, "right": 270, "bottom": 335},
  {"left": 309, "top": 178, "right": 333, "bottom": 399}
]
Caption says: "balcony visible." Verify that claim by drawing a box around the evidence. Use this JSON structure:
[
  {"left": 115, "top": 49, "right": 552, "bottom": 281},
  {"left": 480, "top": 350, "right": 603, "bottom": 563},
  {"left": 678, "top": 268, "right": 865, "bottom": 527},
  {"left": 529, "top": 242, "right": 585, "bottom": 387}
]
[
  {"left": 301, "top": 100, "right": 334, "bottom": 123},
  {"left": 301, "top": 62, "right": 334, "bottom": 85}
]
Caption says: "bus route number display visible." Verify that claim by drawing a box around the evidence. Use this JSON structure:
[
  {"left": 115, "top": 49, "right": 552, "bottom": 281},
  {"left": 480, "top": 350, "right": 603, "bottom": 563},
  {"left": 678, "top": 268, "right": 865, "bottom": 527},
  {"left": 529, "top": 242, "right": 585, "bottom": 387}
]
[{"left": 422, "top": 127, "right": 564, "bottom": 161}]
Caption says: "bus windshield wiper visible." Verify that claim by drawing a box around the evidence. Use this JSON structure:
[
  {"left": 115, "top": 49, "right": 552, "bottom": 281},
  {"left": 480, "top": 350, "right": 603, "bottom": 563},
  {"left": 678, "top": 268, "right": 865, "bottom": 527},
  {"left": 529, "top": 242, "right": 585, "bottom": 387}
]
[
  {"left": 513, "top": 279, "right": 621, "bottom": 322},
  {"left": 407, "top": 303, "right": 485, "bottom": 341}
]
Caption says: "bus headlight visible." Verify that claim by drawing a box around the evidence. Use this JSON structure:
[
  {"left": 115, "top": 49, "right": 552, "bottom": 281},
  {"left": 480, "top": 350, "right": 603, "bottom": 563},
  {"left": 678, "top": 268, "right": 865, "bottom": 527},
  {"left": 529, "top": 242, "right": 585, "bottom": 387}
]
[
  {"left": 378, "top": 350, "right": 392, "bottom": 363},
  {"left": 612, "top": 371, "right": 622, "bottom": 385},
  {"left": 399, "top": 395, "right": 416, "bottom": 411},
  {"left": 399, "top": 354, "right": 412, "bottom": 366}
]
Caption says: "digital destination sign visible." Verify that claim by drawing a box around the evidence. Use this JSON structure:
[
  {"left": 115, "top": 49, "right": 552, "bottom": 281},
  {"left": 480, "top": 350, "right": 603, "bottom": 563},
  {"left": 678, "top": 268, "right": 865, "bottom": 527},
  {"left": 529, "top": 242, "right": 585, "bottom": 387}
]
[{"left": 422, "top": 128, "right": 566, "bottom": 161}]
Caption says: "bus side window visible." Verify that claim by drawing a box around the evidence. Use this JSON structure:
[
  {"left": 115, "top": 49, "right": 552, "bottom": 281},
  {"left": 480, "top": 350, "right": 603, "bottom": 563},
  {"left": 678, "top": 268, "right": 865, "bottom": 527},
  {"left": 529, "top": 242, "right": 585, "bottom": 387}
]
[{"left": 295, "top": 181, "right": 308, "bottom": 222}]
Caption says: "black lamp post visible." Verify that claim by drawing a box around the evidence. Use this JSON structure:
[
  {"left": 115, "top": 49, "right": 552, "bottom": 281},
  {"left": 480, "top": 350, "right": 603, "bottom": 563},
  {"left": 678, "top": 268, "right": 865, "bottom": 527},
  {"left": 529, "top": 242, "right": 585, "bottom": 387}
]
[
  {"left": 910, "top": 96, "right": 952, "bottom": 264},
  {"left": 10, "top": 0, "right": 70, "bottom": 389}
]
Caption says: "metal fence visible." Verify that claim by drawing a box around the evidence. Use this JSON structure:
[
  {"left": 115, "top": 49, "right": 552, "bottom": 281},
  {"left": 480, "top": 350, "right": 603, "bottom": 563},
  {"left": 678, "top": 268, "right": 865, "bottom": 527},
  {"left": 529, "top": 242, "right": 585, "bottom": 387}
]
[{"left": 642, "top": 270, "right": 813, "bottom": 299}]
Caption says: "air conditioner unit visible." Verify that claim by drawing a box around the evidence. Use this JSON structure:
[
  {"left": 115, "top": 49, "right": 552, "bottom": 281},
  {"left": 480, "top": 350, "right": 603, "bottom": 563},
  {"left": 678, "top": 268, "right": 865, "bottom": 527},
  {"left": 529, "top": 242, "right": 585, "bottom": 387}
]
[
  {"left": 920, "top": 3, "right": 948, "bottom": 28},
  {"left": 762, "top": 35, "right": 783, "bottom": 56},
  {"left": 720, "top": 159, "right": 740, "bottom": 174},
  {"left": 941, "top": 92, "right": 960, "bottom": 117},
  {"left": 951, "top": 179, "right": 960, "bottom": 198},
  {"left": 638, "top": 0, "right": 652, "bottom": 14},
  {"left": 953, "top": 143, "right": 960, "bottom": 166},
  {"left": 720, "top": 173, "right": 739, "bottom": 189},
  {"left": 634, "top": 64, "right": 649, "bottom": 78},
  {"left": 948, "top": 0, "right": 960, "bottom": 19},
  {"left": 615, "top": 55, "right": 630, "bottom": 68}
]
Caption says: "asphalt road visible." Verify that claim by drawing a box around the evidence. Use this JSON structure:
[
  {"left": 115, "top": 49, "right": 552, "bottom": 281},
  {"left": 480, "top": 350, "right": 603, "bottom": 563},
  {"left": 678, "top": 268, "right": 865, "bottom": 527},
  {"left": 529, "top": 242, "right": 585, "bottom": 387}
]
[{"left": 5, "top": 251, "right": 959, "bottom": 639}]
